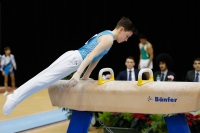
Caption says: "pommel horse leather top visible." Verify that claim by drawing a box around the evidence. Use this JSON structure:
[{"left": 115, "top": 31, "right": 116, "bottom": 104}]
[{"left": 48, "top": 68, "right": 200, "bottom": 114}]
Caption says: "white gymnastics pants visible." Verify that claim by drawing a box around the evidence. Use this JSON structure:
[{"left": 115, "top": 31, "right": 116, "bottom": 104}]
[
  {"left": 139, "top": 59, "right": 153, "bottom": 69},
  {"left": 3, "top": 50, "right": 83, "bottom": 115}
]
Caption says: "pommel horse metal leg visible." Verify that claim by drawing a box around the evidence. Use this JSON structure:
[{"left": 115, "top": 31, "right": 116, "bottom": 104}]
[
  {"left": 165, "top": 114, "right": 191, "bottom": 133},
  {"left": 66, "top": 110, "right": 93, "bottom": 133},
  {"left": 139, "top": 69, "right": 191, "bottom": 133}
]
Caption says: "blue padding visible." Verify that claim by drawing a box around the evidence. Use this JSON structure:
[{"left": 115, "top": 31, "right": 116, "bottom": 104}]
[
  {"left": 67, "top": 110, "right": 93, "bottom": 133},
  {"left": 165, "top": 114, "right": 191, "bottom": 133},
  {"left": 0, "top": 108, "right": 68, "bottom": 133}
]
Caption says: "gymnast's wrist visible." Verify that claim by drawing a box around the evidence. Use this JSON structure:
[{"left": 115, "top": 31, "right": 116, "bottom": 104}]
[{"left": 76, "top": 70, "right": 82, "bottom": 74}]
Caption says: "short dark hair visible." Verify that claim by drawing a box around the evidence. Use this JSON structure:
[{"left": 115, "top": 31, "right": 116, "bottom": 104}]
[
  {"left": 194, "top": 58, "right": 200, "bottom": 63},
  {"left": 139, "top": 34, "right": 146, "bottom": 39},
  {"left": 126, "top": 56, "right": 135, "bottom": 61},
  {"left": 115, "top": 17, "right": 138, "bottom": 34},
  {"left": 4, "top": 47, "right": 10, "bottom": 51}
]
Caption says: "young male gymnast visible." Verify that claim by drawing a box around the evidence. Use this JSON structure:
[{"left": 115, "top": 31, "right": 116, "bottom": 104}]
[
  {"left": 3, "top": 17, "right": 137, "bottom": 116},
  {"left": 1, "top": 47, "right": 17, "bottom": 96}
]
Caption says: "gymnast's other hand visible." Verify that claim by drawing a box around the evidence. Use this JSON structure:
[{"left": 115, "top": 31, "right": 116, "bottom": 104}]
[
  {"left": 80, "top": 74, "right": 90, "bottom": 80},
  {"left": 81, "top": 76, "right": 93, "bottom": 80},
  {"left": 80, "top": 77, "right": 89, "bottom": 80},
  {"left": 69, "top": 72, "right": 81, "bottom": 87}
]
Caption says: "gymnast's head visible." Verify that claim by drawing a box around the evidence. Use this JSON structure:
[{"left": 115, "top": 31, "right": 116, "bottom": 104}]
[
  {"left": 114, "top": 17, "right": 137, "bottom": 43},
  {"left": 139, "top": 34, "right": 147, "bottom": 45},
  {"left": 4, "top": 47, "right": 11, "bottom": 56}
]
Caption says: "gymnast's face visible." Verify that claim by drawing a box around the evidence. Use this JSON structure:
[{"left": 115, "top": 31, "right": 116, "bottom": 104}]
[
  {"left": 125, "top": 58, "right": 135, "bottom": 69},
  {"left": 193, "top": 60, "right": 200, "bottom": 71},
  {"left": 159, "top": 62, "right": 167, "bottom": 71},
  {"left": 5, "top": 49, "right": 11, "bottom": 55},
  {"left": 117, "top": 27, "right": 133, "bottom": 43},
  {"left": 140, "top": 39, "right": 147, "bottom": 45}
]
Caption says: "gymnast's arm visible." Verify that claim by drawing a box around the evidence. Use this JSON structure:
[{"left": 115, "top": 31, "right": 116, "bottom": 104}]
[
  {"left": 147, "top": 44, "right": 154, "bottom": 67},
  {"left": 69, "top": 35, "right": 113, "bottom": 85},
  {"left": 0, "top": 56, "right": 5, "bottom": 75},
  {"left": 81, "top": 58, "right": 101, "bottom": 79},
  {"left": 11, "top": 54, "right": 17, "bottom": 70},
  {"left": 138, "top": 44, "right": 141, "bottom": 69}
]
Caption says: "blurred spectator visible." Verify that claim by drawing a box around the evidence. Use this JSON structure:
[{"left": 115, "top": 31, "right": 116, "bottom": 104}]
[
  {"left": 154, "top": 53, "right": 176, "bottom": 81},
  {"left": 116, "top": 56, "right": 146, "bottom": 81},
  {"left": 185, "top": 58, "right": 200, "bottom": 82}
]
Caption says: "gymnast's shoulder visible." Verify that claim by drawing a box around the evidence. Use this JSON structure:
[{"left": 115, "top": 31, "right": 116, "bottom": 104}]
[{"left": 98, "top": 34, "right": 114, "bottom": 45}]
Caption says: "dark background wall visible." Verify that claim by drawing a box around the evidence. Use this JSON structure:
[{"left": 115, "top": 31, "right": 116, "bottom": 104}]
[{"left": 0, "top": 1, "right": 200, "bottom": 86}]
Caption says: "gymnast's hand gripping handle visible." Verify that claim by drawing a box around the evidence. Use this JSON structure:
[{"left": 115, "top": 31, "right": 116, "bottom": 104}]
[
  {"left": 137, "top": 68, "right": 154, "bottom": 86},
  {"left": 98, "top": 68, "right": 114, "bottom": 85}
]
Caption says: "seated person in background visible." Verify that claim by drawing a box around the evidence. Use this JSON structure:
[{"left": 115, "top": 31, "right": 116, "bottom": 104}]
[
  {"left": 185, "top": 58, "right": 200, "bottom": 82},
  {"left": 116, "top": 56, "right": 146, "bottom": 81},
  {"left": 154, "top": 53, "right": 176, "bottom": 81}
]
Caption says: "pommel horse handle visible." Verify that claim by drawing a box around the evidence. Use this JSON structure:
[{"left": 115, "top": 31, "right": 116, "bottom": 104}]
[
  {"left": 137, "top": 68, "right": 154, "bottom": 86},
  {"left": 98, "top": 68, "right": 114, "bottom": 85}
]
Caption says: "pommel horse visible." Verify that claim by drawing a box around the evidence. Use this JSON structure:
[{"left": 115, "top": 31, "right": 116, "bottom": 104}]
[{"left": 48, "top": 68, "right": 200, "bottom": 133}]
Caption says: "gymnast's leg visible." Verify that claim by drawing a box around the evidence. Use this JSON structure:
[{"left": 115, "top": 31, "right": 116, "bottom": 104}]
[{"left": 3, "top": 50, "right": 82, "bottom": 116}]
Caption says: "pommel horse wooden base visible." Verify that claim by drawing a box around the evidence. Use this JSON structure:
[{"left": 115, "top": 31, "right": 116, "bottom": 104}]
[{"left": 48, "top": 68, "right": 199, "bottom": 133}]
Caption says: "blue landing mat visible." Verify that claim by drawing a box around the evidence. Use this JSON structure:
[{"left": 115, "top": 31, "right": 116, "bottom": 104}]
[{"left": 0, "top": 108, "right": 69, "bottom": 133}]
